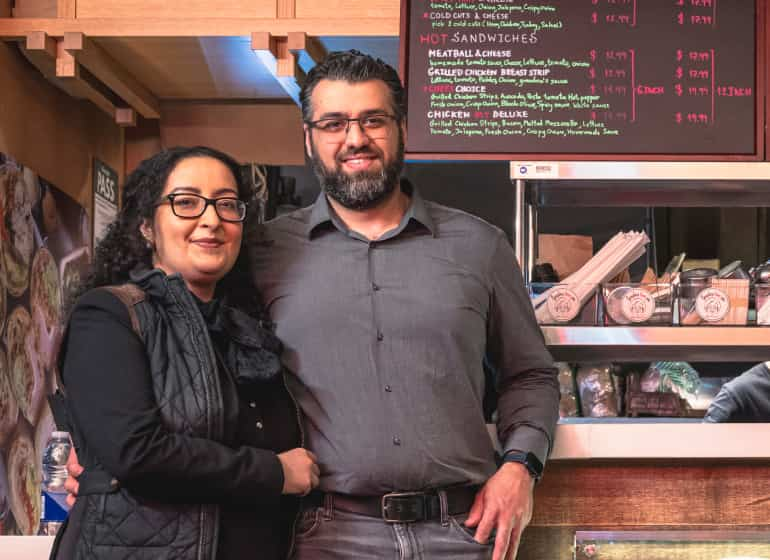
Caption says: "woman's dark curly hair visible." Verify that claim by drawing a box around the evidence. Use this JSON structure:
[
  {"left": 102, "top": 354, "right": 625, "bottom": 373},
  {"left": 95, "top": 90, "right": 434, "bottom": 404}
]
[{"left": 76, "top": 146, "right": 264, "bottom": 316}]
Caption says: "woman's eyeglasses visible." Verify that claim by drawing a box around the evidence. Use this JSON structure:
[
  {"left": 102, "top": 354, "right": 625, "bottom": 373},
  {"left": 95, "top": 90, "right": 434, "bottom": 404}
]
[{"left": 158, "top": 193, "right": 247, "bottom": 223}]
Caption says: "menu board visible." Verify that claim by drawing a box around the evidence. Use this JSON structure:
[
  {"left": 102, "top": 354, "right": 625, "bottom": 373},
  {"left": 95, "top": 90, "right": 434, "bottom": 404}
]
[{"left": 402, "top": 0, "right": 759, "bottom": 158}]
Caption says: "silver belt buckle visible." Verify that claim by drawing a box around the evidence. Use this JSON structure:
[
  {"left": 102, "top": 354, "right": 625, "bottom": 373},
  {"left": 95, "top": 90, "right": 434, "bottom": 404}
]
[{"left": 381, "top": 491, "right": 425, "bottom": 523}]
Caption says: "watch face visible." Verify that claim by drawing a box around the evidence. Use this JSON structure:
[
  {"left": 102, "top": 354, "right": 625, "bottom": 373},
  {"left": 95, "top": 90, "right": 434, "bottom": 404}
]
[
  {"left": 504, "top": 451, "right": 543, "bottom": 480},
  {"left": 525, "top": 452, "right": 544, "bottom": 479}
]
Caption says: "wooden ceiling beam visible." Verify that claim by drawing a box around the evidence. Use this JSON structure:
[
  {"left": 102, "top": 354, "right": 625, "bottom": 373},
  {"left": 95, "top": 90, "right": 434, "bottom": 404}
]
[
  {"left": 251, "top": 30, "right": 277, "bottom": 55},
  {"left": 22, "top": 33, "right": 82, "bottom": 101},
  {"left": 22, "top": 31, "right": 136, "bottom": 127},
  {"left": 273, "top": 34, "right": 302, "bottom": 79},
  {"left": 62, "top": 32, "right": 160, "bottom": 118},
  {"left": 55, "top": 35, "right": 77, "bottom": 77},
  {"left": 115, "top": 107, "right": 137, "bottom": 127},
  {"left": 0, "top": 17, "right": 398, "bottom": 38},
  {"left": 251, "top": 32, "right": 305, "bottom": 80},
  {"left": 25, "top": 30, "right": 57, "bottom": 58},
  {"left": 24, "top": 32, "right": 80, "bottom": 97},
  {"left": 287, "top": 31, "right": 326, "bottom": 66},
  {"left": 24, "top": 32, "right": 114, "bottom": 117},
  {"left": 251, "top": 31, "right": 303, "bottom": 104}
]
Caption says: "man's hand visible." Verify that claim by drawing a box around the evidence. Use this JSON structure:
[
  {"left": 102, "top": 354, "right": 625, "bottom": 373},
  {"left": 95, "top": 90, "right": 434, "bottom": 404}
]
[
  {"left": 64, "top": 447, "right": 83, "bottom": 508},
  {"left": 464, "top": 462, "right": 535, "bottom": 560}
]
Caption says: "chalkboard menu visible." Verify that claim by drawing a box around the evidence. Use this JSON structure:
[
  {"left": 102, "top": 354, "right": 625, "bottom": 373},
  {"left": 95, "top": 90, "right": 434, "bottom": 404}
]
[{"left": 402, "top": 0, "right": 760, "bottom": 158}]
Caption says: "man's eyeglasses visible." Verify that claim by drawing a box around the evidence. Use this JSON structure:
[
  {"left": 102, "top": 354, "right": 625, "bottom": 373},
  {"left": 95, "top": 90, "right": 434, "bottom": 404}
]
[
  {"left": 306, "top": 113, "right": 397, "bottom": 142},
  {"left": 158, "top": 193, "right": 247, "bottom": 223}
]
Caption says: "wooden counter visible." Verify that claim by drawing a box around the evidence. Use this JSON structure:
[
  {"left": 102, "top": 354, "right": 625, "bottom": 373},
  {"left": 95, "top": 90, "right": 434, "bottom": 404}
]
[
  {"left": 519, "top": 422, "right": 770, "bottom": 559},
  {"left": 3, "top": 424, "right": 769, "bottom": 559}
]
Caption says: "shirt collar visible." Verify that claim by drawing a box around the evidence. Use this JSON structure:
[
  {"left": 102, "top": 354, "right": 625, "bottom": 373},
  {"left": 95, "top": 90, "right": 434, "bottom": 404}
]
[{"left": 306, "top": 178, "right": 436, "bottom": 239}]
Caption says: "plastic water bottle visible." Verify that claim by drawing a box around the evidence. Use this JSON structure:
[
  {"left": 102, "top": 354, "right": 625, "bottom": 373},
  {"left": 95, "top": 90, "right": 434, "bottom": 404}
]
[{"left": 39, "top": 431, "right": 72, "bottom": 535}]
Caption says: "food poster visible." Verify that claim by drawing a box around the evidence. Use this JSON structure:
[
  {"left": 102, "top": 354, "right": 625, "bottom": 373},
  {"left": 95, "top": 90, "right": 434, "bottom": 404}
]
[{"left": 0, "top": 152, "right": 91, "bottom": 535}]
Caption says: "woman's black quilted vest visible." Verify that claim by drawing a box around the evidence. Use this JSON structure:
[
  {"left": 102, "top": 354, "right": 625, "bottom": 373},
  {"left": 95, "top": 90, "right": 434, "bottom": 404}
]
[{"left": 51, "top": 269, "right": 282, "bottom": 560}]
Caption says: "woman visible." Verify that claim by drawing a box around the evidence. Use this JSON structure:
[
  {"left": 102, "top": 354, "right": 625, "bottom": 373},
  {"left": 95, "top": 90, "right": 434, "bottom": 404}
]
[{"left": 51, "top": 146, "right": 318, "bottom": 559}]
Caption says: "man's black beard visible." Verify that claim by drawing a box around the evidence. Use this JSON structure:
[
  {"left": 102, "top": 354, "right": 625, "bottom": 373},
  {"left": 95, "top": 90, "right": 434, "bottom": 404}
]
[{"left": 310, "top": 139, "right": 405, "bottom": 211}]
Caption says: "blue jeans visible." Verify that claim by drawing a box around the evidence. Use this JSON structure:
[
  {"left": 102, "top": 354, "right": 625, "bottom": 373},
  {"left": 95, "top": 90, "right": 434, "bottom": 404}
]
[{"left": 291, "top": 491, "right": 494, "bottom": 559}]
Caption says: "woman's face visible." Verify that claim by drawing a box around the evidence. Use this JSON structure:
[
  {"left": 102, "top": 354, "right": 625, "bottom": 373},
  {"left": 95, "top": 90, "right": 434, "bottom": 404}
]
[{"left": 145, "top": 156, "right": 243, "bottom": 299}]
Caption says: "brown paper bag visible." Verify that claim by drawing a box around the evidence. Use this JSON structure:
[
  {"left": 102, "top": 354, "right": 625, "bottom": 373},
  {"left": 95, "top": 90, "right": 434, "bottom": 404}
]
[{"left": 537, "top": 234, "right": 593, "bottom": 281}]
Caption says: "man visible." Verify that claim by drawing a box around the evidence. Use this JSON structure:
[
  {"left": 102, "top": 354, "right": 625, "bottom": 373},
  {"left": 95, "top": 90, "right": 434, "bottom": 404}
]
[
  {"left": 250, "top": 50, "right": 559, "bottom": 560},
  {"left": 704, "top": 362, "right": 770, "bottom": 422}
]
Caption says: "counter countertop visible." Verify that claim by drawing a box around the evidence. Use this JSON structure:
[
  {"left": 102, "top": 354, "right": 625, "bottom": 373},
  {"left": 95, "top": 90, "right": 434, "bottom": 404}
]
[
  {"left": 0, "top": 536, "right": 54, "bottom": 559},
  {"left": 551, "top": 421, "right": 770, "bottom": 460}
]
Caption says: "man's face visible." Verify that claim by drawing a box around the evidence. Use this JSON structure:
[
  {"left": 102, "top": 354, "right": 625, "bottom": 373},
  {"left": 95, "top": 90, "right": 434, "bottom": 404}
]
[{"left": 304, "top": 79, "right": 405, "bottom": 210}]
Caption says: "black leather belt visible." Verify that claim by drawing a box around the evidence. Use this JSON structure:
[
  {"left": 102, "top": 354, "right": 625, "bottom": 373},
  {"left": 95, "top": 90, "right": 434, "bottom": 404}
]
[{"left": 304, "top": 485, "right": 479, "bottom": 523}]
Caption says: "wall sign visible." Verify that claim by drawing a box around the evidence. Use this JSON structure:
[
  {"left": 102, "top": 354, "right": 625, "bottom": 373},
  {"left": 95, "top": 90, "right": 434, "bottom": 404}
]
[
  {"left": 401, "top": 0, "right": 760, "bottom": 159},
  {"left": 92, "top": 158, "right": 118, "bottom": 249}
]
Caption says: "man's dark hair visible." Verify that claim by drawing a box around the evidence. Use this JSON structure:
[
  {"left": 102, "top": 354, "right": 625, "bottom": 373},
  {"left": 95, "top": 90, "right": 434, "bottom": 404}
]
[{"left": 300, "top": 49, "right": 406, "bottom": 123}]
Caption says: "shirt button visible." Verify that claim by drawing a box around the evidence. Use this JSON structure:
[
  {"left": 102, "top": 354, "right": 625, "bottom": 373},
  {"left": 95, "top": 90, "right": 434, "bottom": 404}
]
[
  {"left": 393, "top": 436, "right": 401, "bottom": 446},
  {"left": 256, "top": 421, "right": 264, "bottom": 430},
  {"left": 385, "top": 385, "right": 392, "bottom": 392},
  {"left": 249, "top": 402, "right": 257, "bottom": 409},
  {"left": 377, "top": 332, "right": 384, "bottom": 341}
]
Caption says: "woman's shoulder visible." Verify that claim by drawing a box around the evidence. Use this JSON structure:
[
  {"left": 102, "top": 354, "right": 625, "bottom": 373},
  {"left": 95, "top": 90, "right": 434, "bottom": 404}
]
[{"left": 70, "top": 285, "right": 138, "bottom": 330}]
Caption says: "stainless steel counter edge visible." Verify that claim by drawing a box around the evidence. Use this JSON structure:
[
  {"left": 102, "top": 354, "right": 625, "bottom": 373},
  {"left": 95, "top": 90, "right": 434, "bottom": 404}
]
[
  {"left": 510, "top": 161, "right": 770, "bottom": 181},
  {"left": 541, "top": 326, "right": 770, "bottom": 361},
  {"left": 550, "top": 422, "right": 770, "bottom": 460}
]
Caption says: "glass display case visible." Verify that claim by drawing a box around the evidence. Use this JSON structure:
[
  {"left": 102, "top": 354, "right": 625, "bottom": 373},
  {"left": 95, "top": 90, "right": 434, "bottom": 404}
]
[
  {"left": 511, "top": 161, "right": 770, "bottom": 363},
  {"left": 574, "top": 530, "right": 770, "bottom": 560}
]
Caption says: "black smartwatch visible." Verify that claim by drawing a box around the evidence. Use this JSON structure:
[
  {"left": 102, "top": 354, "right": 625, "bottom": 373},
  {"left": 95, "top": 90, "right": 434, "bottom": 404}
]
[{"left": 502, "top": 451, "right": 544, "bottom": 481}]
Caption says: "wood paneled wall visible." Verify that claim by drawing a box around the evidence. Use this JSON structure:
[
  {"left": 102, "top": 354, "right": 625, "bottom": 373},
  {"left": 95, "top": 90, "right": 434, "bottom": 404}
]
[
  {"left": 295, "top": 0, "right": 399, "bottom": 19},
  {"left": 159, "top": 101, "right": 305, "bottom": 166},
  {"left": 0, "top": 0, "right": 10, "bottom": 17},
  {"left": 124, "top": 117, "right": 161, "bottom": 175},
  {"left": 9, "top": 0, "right": 56, "bottom": 18},
  {"left": 76, "top": 0, "right": 275, "bottom": 19},
  {"left": 0, "top": 41, "right": 123, "bottom": 211},
  {"left": 14, "top": 0, "right": 401, "bottom": 20}
]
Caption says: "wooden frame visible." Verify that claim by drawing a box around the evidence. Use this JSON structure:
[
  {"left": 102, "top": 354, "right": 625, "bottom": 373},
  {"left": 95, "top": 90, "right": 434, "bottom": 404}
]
[
  {"left": 287, "top": 31, "right": 326, "bottom": 65},
  {"left": 759, "top": 0, "right": 770, "bottom": 160},
  {"left": 62, "top": 32, "right": 160, "bottom": 118},
  {"left": 23, "top": 32, "right": 112, "bottom": 115},
  {"left": 251, "top": 31, "right": 304, "bottom": 103},
  {"left": 399, "top": 0, "right": 766, "bottom": 162},
  {"left": 0, "top": 17, "right": 399, "bottom": 38},
  {"left": 22, "top": 31, "right": 137, "bottom": 126}
]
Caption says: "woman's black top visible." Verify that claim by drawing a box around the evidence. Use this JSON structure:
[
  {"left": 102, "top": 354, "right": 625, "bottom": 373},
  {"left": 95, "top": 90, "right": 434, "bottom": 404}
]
[{"left": 62, "top": 289, "right": 300, "bottom": 558}]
